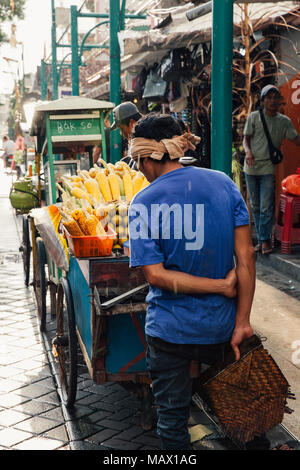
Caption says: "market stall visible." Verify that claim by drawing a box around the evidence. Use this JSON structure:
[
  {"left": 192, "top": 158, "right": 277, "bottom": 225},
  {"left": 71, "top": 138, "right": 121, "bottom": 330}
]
[{"left": 26, "top": 96, "right": 152, "bottom": 428}]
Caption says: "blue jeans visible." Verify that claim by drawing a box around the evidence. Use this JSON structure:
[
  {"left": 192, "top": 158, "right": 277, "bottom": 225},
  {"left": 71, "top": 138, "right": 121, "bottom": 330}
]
[
  {"left": 244, "top": 174, "right": 275, "bottom": 243},
  {"left": 146, "top": 335, "right": 231, "bottom": 450}
]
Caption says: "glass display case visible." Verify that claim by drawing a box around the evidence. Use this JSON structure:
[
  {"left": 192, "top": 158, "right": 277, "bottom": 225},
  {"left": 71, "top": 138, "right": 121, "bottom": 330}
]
[{"left": 44, "top": 160, "right": 80, "bottom": 205}]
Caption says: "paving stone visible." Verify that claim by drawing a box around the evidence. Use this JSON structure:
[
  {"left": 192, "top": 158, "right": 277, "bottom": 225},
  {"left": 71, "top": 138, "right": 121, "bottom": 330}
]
[
  {"left": 14, "top": 416, "right": 60, "bottom": 434},
  {"left": 13, "top": 400, "right": 56, "bottom": 416},
  {"left": 110, "top": 407, "right": 138, "bottom": 421},
  {"left": 86, "top": 427, "right": 119, "bottom": 444},
  {"left": 99, "top": 419, "right": 132, "bottom": 431},
  {"left": 34, "top": 391, "right": 60, "bottom": 406},
  {"left": 0, "top": 427, "right": 33, "bottom": 447},
  {"left": 81, "top": 410, "right": 112, "bottom": 424},
  {"left": 71, "top": 440, "right": 107, "bottom": 450},
  {"left": 63, "top": 405, "right": 94, "bottom": 422},
  {"left": 133, "top": 433, "right": 160, "bottom": 448},
  {"left": 39, "top": 407, "right": 65, "bottom": 422},
  {"left": 100, "top": 437, "right": 142, "bottom": 450},
  {"left": 116, "top": 425, "right": 145, "bottom": 441},
  {"left": 75, "top": 394, "right": 104, "bottom": 407},
  {"left": 43, "top": 424, "right": 69, "bottom": 442},
  {"left": 65, "top": 418, "right": 102, "bottom": 441},
  {"left": 13, "top": 359, "right": 45, "bottom": 371},
  {"left": 0, "top": 409, "right": 31, "bottom": 426},
  {"left": 0, "top": 393, "right": 30, "bottom": 408},
  {"left": 88, "top": 401, "right": 118, "bottom": 413},
  {"left": 0, "top": 379, "right": 23, "bottom": 393},
  {"left": 14, "top": 436, "right": 64, "bottom": 450},
  {"left": 14, "top": 383, "right": 53, "bottom": 399}
]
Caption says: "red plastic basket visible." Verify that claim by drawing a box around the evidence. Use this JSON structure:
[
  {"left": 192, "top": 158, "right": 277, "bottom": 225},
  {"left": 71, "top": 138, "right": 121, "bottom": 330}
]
[{"left": 64, "top": 226, "right": 117, "bottom": 258}]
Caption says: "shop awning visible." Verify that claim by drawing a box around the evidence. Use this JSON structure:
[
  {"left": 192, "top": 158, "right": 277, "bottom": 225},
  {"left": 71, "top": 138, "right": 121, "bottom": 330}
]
[{"left": 119, "top": 1, "right": 299, "bottom": 59}]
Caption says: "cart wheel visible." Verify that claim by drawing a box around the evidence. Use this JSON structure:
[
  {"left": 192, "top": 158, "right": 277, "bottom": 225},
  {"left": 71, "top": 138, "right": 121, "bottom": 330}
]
[
  {"left": 33, "top": 237, "right": 47, "bottom": 331},
  {"left": 54, "top": 278, "right": 77, "bottom": 408},
  {"left": 19, "top": 215, "right": 31, "bottom": 287}
]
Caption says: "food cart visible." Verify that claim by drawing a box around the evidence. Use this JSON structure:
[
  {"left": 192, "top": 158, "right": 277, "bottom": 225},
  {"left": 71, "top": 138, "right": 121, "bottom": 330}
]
[{"left": 27, "top": 96, "right": 152, "bottom": 429}]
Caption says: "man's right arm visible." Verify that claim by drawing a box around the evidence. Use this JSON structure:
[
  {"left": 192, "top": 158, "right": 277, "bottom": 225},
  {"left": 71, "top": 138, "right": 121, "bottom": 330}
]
[
  {"left": 141, "top": 263, "right": 237, "bottom": 298},
  {"left": 230, "top": 224, "right": 255, "bottom": 361}
]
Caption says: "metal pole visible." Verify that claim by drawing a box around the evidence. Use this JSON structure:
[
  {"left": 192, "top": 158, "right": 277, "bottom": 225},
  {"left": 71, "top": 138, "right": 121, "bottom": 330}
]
[
  {"left": 109, "top": 0, "right": 122, "bottom": 164},
  {"left": 121, "top": 0, "right": 126, "bottom": 30},
  {"left": 46, "top": 114, "right": 57, "bottom": 204},
  {"left": 211, "top": 0, "right": 233, "bottom": 177},
  {"left": 51, "top": 0, "right": 58, "bottom": 100},
  {"left": 41, "top": 60, "right": 47, "bottom": 100},
  {"left": 79, "top": 20, "right": 109, "bottom": 63},
  {"left": 71, "top": 5, "right": 80, "bottom": 96}
]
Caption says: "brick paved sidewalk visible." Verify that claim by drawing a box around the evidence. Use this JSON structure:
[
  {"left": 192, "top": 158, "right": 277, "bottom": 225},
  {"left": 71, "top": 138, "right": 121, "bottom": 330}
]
[{"left": 0, "top": 169, "right": 295, "bottom": 452}]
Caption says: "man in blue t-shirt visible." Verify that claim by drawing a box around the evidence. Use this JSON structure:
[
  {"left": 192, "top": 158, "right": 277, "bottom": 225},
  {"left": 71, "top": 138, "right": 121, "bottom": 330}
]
[{"left": 128, "top": 114, "right": 255, "bottom": 450}]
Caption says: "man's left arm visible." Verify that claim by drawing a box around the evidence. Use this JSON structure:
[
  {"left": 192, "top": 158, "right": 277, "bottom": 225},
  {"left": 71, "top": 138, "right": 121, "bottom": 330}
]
[{"left": 230, "top": 224, "right": 255, "bottom": 361}]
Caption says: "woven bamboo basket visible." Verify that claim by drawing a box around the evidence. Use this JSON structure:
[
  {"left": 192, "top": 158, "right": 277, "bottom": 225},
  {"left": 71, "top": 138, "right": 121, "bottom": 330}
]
[{"left": 195, "top": 335, "right": 295, "bottom": 443}]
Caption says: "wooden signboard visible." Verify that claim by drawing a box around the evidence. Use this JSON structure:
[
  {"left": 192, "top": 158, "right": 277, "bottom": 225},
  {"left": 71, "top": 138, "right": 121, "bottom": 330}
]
[{"left": 49, "top": 113, "right": 102, "bottom": 142}]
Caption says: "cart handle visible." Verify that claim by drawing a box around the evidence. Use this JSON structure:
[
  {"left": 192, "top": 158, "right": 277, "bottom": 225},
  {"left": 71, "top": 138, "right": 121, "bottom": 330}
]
[{"left": 94, "top": 283, "right": 149, "bottom": 313}]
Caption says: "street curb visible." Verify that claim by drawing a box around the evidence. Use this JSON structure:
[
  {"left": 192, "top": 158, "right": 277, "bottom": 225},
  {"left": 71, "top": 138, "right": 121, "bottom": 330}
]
[{"left": 256, "top": 251, "right": 300, "bottom": 283}]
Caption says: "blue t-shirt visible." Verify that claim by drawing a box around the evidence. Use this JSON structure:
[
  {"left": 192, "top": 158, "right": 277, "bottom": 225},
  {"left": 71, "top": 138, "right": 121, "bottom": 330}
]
[{"left": 128, "top": 166, "right": 249, "bottom": 345}]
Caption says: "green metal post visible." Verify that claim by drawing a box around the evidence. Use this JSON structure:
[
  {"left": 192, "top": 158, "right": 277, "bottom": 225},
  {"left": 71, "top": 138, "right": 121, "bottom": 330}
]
[
  {"left": 79, "top": 21, "right": 109, "bottom": 64},
  {"left": 121, "top": 0, "right": 126, "bottom": 30},
  {"left": 211, "top": 0, "right": 233, "bottom": 177},
  {"left": 57, "top": 53, "right": 74, "bottom": 82},
  {"left": 41, "top": 60, "right": 47, "bottom": 100},
  {"left": 109, "top": 0, "right": 122, "bottom": 164},
  {"left": 71, "top": 5, "right": 80, "bottom": 96},
  {"left": 100, "top": 112, "right": 107, "bottom": 162},
  {"left": 51, "top": 0, "right": 58, "bottom": 100},
  {"left": 45, "top": 114, "right": 57, "bottom": 204}
]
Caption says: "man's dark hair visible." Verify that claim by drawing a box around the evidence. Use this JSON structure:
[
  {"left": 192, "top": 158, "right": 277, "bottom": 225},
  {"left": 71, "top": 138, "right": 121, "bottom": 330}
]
[
  {"left": 133, "top": 113, "right": 182, "bottom": 141},
  {"left": 133, "top": 113, "right": 183, "bottom": 163},
  {"left": 121, "top": 113, "right": 142, "bottom": 127}
]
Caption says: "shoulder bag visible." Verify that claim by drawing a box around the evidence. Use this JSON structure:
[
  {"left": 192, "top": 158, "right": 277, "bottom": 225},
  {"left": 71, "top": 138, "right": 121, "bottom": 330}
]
[
  {"left": 142, "top": 68, "right": 168, "bottom": 102},
  {"left": 259, "top": 108, "right": 283, "bottom": 165}
]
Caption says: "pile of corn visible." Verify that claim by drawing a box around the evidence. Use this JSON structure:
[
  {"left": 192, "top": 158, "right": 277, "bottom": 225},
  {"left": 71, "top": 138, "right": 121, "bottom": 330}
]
[{"left": 58, "top": 159, "right": 149, "bottom": 249}]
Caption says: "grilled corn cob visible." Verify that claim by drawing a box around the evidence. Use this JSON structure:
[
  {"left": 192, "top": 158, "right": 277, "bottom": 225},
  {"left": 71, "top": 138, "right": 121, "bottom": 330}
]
[
  {"left": 133, "top": 171, "right": 144, "bottom": 195},
  {"left": 83, "top": 177, "right": 103, "bottom": 202},
  {"left": 95, "top": 169, "right": 113, "bottom": 202},
  {"left": 71, "top": 209, "right": 89, "bottom": 235},
  {"left": 108, "top": 170, "right": 121, "bottom": 201},
  {"left": 63, "top": 218, "right": 84, "bottom": 236},
  {"left": 86, "top": 213, "right": 101, "bottom": 236},
  {"left": 96, "top": 220, "right": 107, "bottom": 236},
  {"left": 123, "top": 169, "right": 134, "bottom": 202}
]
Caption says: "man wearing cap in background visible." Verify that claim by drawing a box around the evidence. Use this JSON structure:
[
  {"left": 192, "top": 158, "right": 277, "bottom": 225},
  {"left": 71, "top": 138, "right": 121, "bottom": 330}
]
[
  {"left": 243, "top": 84, "right": 300, "bottom": 255},
  {"left": 111, "top": 101, "right": 142, "bottom": 167}
]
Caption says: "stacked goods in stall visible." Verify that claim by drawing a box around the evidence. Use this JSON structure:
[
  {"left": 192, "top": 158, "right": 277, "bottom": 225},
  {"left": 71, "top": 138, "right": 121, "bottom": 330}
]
[{"left": 58, "top": 159, "right": 149, "bottom": 253}]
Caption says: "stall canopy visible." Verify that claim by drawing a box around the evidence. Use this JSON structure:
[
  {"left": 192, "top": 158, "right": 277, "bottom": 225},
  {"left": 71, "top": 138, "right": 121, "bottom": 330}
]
[{"left": 119, "top": 1, "right": 299, "bottom": 70}]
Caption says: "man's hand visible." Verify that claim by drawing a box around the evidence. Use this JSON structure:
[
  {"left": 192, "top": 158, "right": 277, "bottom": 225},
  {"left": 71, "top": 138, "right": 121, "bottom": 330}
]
[
  {"left": 230, "top": 323, "right": 254, "bottom": 362},
  {"left": 223, "top": 268, "right": 237, "bottom": 298},
  {"left": 245, "top": 150, "right": 256, "bottom": 167}
]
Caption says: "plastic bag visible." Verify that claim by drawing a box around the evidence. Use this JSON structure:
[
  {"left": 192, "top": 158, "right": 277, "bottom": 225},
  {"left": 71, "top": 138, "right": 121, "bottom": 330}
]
[
  {"left": 30, "top": 204, "right": 69, "bottom": 272},
  {"left": 281, "top": 168, "right": 300, "bottom": 197}
]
